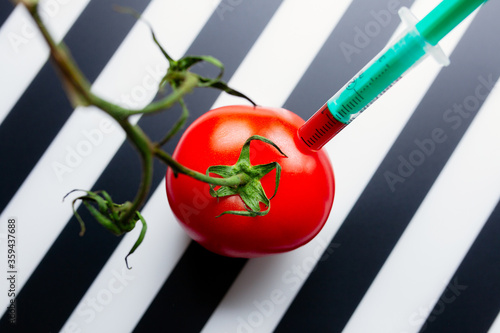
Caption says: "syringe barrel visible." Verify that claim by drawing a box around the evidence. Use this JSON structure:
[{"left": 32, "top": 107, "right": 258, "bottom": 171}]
[
  {"left": 297, "top": 1, "right": 487, "bottom": 152},
  {"left": 298, "top": 28, "right": 428, "bottom": 151},
  {"left": 417, "top": 0, "right": 487, "bottom": 45},
  {"left": 328, "top": 28, "right": 427, "bottom": 125}
]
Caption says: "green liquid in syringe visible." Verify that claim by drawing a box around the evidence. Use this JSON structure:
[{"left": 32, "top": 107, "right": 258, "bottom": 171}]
[{"left": 327, "top": 29, "right": 427, "bottom": 124}]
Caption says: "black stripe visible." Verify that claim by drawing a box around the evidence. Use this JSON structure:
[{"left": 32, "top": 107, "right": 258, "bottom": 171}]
[
  {"left": 420, "top": 200, "right": 500, "bottom": 333},
  {"left": 0, "top": 0, "right": 150, "bottom": 215},
  {"left": 0, "top": 1, "right": 282, "bottom": 332},
  {"left": 275, "top": 2, "right": 500, "bottom": 332},
  {"left": 0, "top": 0, "right": 15, "bottom": 27}
]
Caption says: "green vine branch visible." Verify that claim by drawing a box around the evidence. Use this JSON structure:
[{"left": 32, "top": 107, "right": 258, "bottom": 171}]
[{"left": 18, "top": 0, "right": 258, "bottom": 268}]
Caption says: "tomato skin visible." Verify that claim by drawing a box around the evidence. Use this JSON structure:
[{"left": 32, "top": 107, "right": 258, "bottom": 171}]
[{"left": 166, "top": 105, "right": 335, "bottom": 258}]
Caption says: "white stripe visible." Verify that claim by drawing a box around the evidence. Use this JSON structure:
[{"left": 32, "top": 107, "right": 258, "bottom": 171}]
[
  {"left": 201, "top": 0, "right": 476, "bottom": 332},
  {"left": 0, "top": 0, "right": 91, "bottom": 125},
  {"left": 490, "top": 312, "right": 500, "bottom": 333},
  {"left": 343, "top": 20, "right": 499, "bottom": 333},
  {"left": 0, "top": 0, "right": 218, "bottom": 318}
]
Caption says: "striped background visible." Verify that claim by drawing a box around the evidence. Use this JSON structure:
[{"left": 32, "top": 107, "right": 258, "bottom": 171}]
[{"left": 1, "top": 0, "right": 500, "bottom": 332}]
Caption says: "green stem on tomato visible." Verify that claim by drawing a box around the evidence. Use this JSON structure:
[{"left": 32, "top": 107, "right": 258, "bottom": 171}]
[{"left": 153, "top": 148, "right": 251, "bottom": 186}]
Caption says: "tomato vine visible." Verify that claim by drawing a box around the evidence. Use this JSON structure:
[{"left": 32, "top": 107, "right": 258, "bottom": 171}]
[{"left": 18, "top": 0, "right": 260, "bottom": 267}]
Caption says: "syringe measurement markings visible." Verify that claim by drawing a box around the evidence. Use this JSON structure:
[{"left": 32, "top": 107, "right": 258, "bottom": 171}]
[
  {"left": 339, "top": 106, "right": 349, "bottom": 118},
  {"left": 301, "top": 137, "right": 312, "bottom": 147},
  {"left": 301, "top": 109, "right": 334, "bottom": 148},
  {"left": 338, "top": 63, "right": 393, "bottom": 120},
  {"left": 358, "top": 75, "right": 402, "bottom": 114},
  {"left": 324, "top": 109, "right": 340, "bottom": 124}
]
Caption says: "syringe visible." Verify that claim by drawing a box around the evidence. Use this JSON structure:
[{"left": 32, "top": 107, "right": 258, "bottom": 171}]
[{"left": 298, "top": 0, "right": 488, "bottom": 151}]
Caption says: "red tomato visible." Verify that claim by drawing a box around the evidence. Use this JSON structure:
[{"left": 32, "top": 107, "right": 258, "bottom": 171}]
[{"left": 165, "top": 105, "right": 335, "bottom": 258}]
